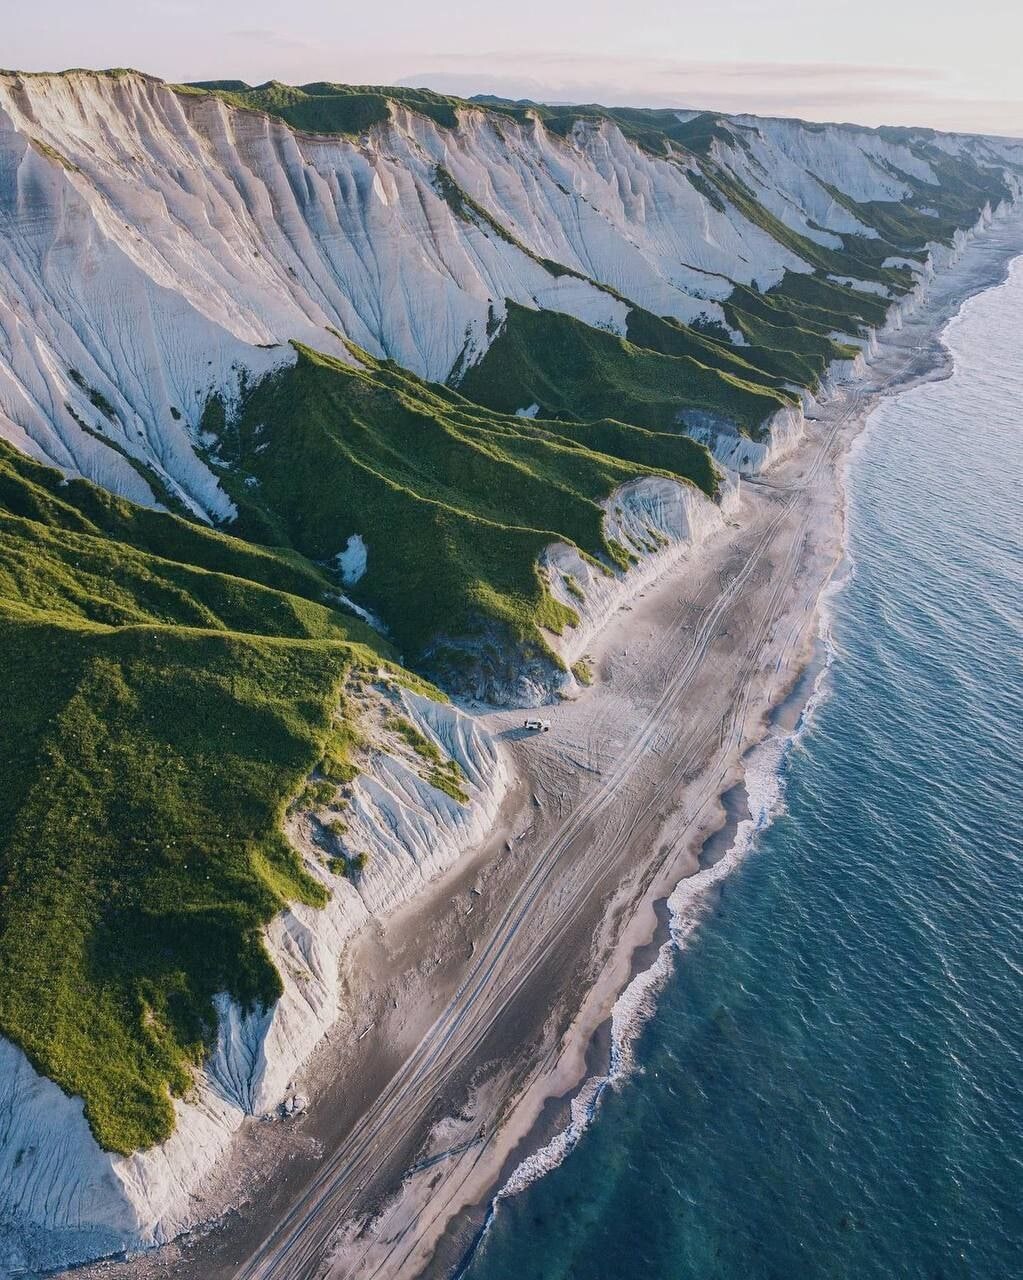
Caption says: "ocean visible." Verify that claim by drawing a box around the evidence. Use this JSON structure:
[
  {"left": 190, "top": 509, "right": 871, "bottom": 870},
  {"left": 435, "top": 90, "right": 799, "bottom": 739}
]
[{"left": 462, "top": 258, "right": 1023, "bottom": 1280}]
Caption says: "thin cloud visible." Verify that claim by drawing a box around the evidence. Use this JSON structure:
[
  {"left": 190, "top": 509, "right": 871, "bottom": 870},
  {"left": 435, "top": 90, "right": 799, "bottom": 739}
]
[
  {"left": 396, "top": 54, "right": 1022, "bottom": 135},
  {"left": 415, "top": 51, "right": 945, "bottom": 83},
  {"left": 224, "top": 28, "right": 319, "bottom": 52}
]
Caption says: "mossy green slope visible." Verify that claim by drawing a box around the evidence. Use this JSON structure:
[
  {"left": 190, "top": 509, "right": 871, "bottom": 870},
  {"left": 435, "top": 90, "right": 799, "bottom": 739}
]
[
  {"left": 210, "top": 343, "right": 719, "bottom": 666},
  {"left": 0, "top": 339, "right": 722, "bottom": 1151},
  {"left": 457, "top": 302, "right": 794, "bottom": 437},
  {"left": 0, "top": 443, "right": 392, "bottom": 1153},
  {"left": 181, "top": 79, "right": 463, "bottom": 134}
]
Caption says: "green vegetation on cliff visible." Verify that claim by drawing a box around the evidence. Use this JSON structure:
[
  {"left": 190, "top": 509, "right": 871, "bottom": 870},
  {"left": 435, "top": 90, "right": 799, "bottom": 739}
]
[
  {"left": 209, "top": 342, "right": 719, "bottom": 665},
  {"left": 457, "top": 302, "right": 794, "bottom": 436},
  {"left": 180, "top": 79, "right": 463, "bottom": 134},
  {"left": 0, "top": 443, "right": 393, "bottom": 1152}
]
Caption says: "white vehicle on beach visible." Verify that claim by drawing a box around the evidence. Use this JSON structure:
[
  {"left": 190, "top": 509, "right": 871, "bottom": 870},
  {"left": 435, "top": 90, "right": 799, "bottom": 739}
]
[{"left": 523, "top": 718, "right": 551, "bottom": 732}]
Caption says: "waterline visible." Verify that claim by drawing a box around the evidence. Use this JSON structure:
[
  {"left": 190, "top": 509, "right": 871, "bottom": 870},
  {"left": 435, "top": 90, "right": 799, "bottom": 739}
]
[{"left": 464, "top": 258, "right": 1023, "bottom": 1280}]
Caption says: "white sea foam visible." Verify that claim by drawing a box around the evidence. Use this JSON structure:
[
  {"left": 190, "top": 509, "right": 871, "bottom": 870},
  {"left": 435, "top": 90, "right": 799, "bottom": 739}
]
[
  {"left": 469, "top": 232, "right": 1023, "bottom": 1271},
  {"left": 490, "top": 930, "right": 678, "bottom": 1205},
  {"left": 485, "top": 568, "right": 849, "bottom": 1215}
]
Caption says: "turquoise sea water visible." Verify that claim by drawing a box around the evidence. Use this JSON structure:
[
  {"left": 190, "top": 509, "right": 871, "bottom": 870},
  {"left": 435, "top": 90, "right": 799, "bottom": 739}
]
[{"left": 464, "top": 260, "right": 1023, "bottom": 1280}]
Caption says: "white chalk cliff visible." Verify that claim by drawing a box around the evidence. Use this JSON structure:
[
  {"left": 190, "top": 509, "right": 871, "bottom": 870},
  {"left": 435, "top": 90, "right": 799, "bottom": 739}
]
[
  {"left": 542, "top": 472, "right": 740, "bottom": 678},
  {"left": 2, "top": 69, "right": 1023, "bottom": 1273},
  {"left": 0, "top": 687, "right": 507, "bottom": 1275},
  {"left": 2, "top": 71, "right": 1021, "bottom": 515}
]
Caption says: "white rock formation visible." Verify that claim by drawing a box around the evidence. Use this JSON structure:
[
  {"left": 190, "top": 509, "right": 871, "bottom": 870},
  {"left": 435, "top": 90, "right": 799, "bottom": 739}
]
[
  {"left": 1, "top": 71, "right": 1019, "bottom": 520},
  {"left": 682, "top": 404, "right": 807, "bottom": 476},
  {"left": 337, "top": 533, "right": 368, "bottom": 586},
  {"left": 0, "top": 689, "right": 507, "bottom": 1276},
  {"left": 541, "top": 471, "right": 739, "bottom": 673}
]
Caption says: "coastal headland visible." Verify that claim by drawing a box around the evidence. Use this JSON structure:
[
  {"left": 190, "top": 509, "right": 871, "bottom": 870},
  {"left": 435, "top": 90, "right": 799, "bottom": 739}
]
[{"left": 66, "top": 209, "right": 1023, "bottom": 1280}]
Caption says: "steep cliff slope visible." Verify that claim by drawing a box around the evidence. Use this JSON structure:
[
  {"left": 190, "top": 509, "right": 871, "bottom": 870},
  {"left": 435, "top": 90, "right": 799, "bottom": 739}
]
[
  {"left": 1, "top": 68, "right": 1022, "bottom": 1272},
  {"left": 0, "top": 441, "right": 396, "bottom": 1149},
  {"left": 2, "top": 70, "right": 1018, "bottom": 534}
]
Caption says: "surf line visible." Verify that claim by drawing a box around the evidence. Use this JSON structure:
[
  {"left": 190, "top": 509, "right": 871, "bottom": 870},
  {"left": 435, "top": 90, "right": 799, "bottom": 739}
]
[{"left": 456, "top": 578, "right": 848, "bottom": 1274}]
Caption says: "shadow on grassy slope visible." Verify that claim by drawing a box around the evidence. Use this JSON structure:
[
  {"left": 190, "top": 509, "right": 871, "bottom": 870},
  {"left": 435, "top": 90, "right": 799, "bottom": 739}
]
[
  {"left": 0, "top": 444, "right": 394, "bottom": 1153},
  {"left": 209, "top": 343, "right": 721, "bottom": 669},
  {"left": 458, "top": 301, "right": 796, "bottom": 434}
]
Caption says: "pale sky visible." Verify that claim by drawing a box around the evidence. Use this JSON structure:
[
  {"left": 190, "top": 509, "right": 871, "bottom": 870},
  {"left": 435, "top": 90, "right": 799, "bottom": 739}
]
[{"left": 6, "top": 0, "right": 1022, "bottom": 136}]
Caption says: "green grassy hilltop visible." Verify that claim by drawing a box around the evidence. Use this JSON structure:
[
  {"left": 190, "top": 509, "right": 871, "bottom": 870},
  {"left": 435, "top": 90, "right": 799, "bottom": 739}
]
[
  {"left": 0, "top": 444, "right": 393, "bottom": 1151},
  {"left": 1, "top": 75, "right": 1018, "bottom": 1159},
  {"left": 208, "top": 343, "right": 719, "bottom": 664}
]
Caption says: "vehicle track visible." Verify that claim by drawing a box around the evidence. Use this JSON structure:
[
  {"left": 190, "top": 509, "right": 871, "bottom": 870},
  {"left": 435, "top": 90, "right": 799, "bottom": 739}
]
[
  {"left": 329, "top": 499, "right": 818, "bottom": 1280},
  {"left": 236, "top": 395, "right": 866, "bottom": 1280}
]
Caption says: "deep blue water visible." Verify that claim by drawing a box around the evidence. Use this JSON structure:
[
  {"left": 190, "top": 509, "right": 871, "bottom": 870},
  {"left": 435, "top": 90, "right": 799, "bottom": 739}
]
[{"left": 464, "top": 260, "right": 1023, "bottom": 1280}]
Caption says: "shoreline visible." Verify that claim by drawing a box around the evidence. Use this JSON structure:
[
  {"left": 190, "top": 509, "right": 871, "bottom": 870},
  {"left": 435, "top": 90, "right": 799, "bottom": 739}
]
[
  {"left": 368, "top": 213, "right": 1023, "bottom": 1280},
  {"left": 450, "top": 231, "right": 1023, "bottom": 1280},
  {"left": 55, "top": 211, "right": 1023, "bottom": 1280},
  {"left": 452, "top": 608, "right": 840, "bottom": 1277},
  {"left": 455, "top": 219, "right": 1023, "bottom": 1262}
]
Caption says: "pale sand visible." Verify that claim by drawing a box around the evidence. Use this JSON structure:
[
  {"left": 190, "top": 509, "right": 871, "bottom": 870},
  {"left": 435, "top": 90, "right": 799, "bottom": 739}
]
[{"left": 65, "top": 211, "right": 1023, "bottom": 1280}]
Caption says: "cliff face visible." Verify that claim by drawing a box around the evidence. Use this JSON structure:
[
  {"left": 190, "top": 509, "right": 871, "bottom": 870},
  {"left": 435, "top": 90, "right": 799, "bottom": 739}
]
[
  {"left": 1, "top": 71, "right": 1019, "bottom": 520},
  {"left": 1, "top": 70, "right": 1022, "bottom": 1274},
  {"left": 0, "top": 685, "right": 508, "bottom": 1276}
]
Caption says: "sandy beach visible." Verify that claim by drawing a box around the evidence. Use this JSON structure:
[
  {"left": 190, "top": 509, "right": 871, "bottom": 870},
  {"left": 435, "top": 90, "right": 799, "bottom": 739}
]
[{"left": 63, "top": 210, "right": 1023, "bottom": 1280}]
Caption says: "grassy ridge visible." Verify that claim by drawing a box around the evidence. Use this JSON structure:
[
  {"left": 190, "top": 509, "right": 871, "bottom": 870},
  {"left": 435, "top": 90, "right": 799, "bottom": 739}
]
[
  {"left": 457, "top": 302, "right": 793, "bottom": 437},
  {"left": 180, "top": 83, "right": 757, "bottom": 166},
  {"left": 0, "top": 447, "right": 344, "bottom": 606},
  {"left": 622, "top": 307, "right": 800, "bottom": 390},
  {"left": 212, "top": 343, "right": 720, "bottom": 664},
  {"left": 0, "top": 444, "right": 392, "bottom": 1152},
  {"left": 180, "top": 79, "right": 463, "bottom": 134}
]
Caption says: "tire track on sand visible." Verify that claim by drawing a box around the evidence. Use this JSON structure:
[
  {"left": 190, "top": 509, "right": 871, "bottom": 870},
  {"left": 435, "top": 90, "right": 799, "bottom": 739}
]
[{"left": 238, "top": 404, "right": 859, "bottom": 1280}]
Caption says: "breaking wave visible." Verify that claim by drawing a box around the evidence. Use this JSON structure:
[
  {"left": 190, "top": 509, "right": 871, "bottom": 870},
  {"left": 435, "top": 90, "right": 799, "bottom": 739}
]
[
  {"left": 481, "top": 562, "right": 848, "bottom": 1217},
  {"left": 463, "top": 249, "right": 1023, "bottom": 1280}
]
